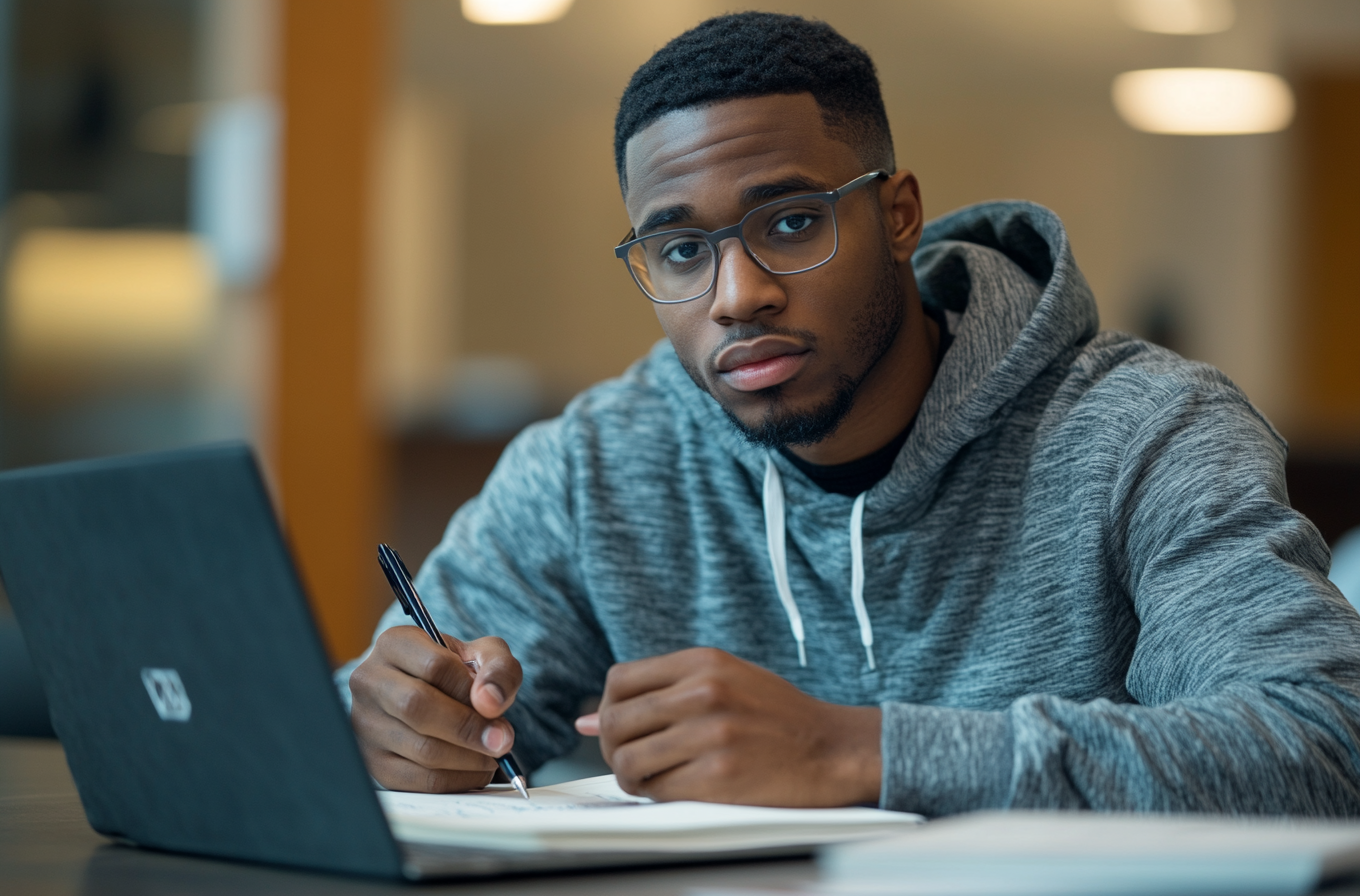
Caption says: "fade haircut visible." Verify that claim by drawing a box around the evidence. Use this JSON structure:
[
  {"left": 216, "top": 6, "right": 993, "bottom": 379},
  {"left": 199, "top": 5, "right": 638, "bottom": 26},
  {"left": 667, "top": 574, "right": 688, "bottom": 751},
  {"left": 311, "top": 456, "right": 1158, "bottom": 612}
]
[{"left": 613, "top": 12, "right": 895, "bottom": 192}]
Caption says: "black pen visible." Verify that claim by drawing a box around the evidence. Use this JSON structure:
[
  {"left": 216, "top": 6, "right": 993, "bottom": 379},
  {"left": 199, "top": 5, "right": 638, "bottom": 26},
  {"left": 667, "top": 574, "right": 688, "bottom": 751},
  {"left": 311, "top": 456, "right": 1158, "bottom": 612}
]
[{"left": 377, "top": 543, "right": 530, "bottom": 800}]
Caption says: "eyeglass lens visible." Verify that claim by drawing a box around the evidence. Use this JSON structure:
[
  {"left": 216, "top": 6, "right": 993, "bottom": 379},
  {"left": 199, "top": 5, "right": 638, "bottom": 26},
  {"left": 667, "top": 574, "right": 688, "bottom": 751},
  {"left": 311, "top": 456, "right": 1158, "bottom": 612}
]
[{"left": 625, "top": 194, "right": 838, "bottom": 303}]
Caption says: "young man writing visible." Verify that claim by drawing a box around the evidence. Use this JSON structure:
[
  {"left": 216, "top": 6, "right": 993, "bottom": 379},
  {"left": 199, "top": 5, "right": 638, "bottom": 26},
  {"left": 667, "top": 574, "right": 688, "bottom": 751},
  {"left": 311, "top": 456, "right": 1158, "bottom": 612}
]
[{"left": 339, "top": 13, "right": 1360, "bottom": 815}]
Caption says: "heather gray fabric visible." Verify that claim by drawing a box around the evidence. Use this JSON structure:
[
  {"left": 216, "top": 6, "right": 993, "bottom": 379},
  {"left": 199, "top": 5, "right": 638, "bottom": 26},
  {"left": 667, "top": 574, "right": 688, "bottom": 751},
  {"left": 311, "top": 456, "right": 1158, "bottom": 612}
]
[{"left": 337, "top": 201, "right": 1360, "bottom": 816}]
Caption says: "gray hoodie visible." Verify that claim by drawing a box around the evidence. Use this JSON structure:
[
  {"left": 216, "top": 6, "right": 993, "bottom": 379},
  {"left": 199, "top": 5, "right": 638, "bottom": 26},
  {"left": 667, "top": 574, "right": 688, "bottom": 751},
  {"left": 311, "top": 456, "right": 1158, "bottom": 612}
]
[{"left": 338, "top": 201, "right": 1360, "bottom": 816}]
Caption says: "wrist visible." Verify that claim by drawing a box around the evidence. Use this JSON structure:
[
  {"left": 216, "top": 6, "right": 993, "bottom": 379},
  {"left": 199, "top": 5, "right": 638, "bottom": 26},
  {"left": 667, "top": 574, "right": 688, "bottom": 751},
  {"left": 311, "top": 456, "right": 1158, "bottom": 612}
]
[{"left": 823, "top": 703, "right": 882, "bottom": 806}]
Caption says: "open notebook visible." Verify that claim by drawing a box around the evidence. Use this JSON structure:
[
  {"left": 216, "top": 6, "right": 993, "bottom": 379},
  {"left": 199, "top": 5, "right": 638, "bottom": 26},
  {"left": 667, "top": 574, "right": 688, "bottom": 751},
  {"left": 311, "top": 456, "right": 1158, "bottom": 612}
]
[{"left": 380, "top": 775, "right": 923, "bottom": 853}]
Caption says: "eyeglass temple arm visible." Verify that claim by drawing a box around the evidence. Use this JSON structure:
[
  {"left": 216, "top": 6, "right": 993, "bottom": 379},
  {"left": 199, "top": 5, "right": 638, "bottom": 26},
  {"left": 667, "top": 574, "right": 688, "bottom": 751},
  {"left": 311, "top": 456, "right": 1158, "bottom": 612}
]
[{"left": 833, "top": 169, "right": 891, "bottom": 199}]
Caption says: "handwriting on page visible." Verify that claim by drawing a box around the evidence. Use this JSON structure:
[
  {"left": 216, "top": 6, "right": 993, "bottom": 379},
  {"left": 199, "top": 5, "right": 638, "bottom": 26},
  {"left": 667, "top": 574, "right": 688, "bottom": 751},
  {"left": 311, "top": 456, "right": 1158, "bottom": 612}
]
[
  {"left": 385, "top": 795, "right": 645, "bottom": 819},
  {"left": 378, "top": 776, "right": 648, "bottom": 822}
]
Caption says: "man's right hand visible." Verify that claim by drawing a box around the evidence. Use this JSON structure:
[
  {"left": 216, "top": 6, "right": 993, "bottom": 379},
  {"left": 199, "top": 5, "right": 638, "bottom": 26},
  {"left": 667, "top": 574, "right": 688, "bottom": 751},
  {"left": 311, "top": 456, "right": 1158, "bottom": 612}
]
[{"left": 349, "top": 626, "right": 523, "bottom": 792}]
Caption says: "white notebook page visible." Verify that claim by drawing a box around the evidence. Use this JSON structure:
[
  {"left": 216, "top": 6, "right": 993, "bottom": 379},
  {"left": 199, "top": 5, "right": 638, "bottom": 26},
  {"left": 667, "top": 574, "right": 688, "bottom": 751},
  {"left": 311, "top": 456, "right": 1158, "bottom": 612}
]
[{"left": 379, "top": 774, "right": 922, "bottom": 853}]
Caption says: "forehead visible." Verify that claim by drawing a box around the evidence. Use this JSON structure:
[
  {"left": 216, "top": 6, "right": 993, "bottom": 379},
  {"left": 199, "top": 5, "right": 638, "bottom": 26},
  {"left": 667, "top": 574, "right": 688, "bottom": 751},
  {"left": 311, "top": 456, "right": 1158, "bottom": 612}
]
[{"left": 622, "top": 93, "right": 862, "bottom": 222}]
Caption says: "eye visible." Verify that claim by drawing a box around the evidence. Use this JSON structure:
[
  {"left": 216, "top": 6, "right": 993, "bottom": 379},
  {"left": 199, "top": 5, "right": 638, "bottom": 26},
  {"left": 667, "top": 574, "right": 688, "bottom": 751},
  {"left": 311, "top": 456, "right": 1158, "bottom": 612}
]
[
  {"left": 661, "top": 239, "right": 707, "bottom": 264},
  {"left": 772, "top": 213, "right": 816, "bottom": 235}
]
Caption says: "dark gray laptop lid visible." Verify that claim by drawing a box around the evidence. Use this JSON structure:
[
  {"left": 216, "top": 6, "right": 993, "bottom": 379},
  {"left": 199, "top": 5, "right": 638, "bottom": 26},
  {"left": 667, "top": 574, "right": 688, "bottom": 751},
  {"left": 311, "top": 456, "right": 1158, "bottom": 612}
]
[{"left": 0, "top": 443, "right": 404, "bottom": 878}]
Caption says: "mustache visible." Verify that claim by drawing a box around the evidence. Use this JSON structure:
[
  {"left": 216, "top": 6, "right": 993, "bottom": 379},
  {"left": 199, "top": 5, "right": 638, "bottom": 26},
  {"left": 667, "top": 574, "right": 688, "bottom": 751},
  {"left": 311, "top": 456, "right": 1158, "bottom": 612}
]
[{"left": 706, "top": 325, "right": 819, "bottom": 371}]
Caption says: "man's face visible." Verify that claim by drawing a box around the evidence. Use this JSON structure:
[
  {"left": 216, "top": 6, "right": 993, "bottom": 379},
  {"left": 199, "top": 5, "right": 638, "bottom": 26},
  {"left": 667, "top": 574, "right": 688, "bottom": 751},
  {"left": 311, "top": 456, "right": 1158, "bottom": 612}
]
[{"left": 623, "top": 93, "right": 909, "bottom": 447}]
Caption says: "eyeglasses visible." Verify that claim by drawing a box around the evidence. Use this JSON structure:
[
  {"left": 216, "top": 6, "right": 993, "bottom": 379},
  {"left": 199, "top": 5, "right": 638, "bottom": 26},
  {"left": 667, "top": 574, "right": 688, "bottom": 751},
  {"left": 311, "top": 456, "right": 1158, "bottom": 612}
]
[{"left": 613, "top": 170, "right": 890, "bottom": 305}]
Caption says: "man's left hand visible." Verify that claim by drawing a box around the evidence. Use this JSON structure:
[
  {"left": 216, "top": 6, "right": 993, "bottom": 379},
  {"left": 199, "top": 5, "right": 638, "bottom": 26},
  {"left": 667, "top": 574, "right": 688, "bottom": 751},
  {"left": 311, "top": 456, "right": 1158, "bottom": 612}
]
[{"left": 574, "top": 647, "right": 881, "bottom": 806}]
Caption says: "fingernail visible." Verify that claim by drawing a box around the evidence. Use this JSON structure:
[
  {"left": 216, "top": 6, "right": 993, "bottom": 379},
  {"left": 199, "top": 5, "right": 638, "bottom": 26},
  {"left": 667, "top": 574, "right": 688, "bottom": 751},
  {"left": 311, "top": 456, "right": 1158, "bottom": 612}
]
[
  {"left": 483, "top": 682, "right": 506, "bottom": 707},
  {"left": 482, "top": 725, "right": 508, "bottom": 753}
]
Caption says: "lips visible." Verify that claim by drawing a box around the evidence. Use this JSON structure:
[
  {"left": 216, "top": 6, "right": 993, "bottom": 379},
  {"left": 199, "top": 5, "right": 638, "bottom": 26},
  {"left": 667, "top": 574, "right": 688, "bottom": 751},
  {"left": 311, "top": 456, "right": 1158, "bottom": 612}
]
[{"left": 715, "top": 336, "right": 811, "bottom": 392}]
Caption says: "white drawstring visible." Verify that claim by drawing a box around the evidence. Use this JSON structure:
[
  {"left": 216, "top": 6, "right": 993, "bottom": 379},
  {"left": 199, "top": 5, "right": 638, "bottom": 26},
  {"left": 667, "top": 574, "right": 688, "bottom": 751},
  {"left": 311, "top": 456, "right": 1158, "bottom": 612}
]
[
  {"left": 849, "top": 492, "right": 876, "bottom": 670},
  {"left": 763, "top": 455, "right": 877, "bottom": 671},
  {"left": 763, "top": 457, "right": 806, "bottom": 666}
]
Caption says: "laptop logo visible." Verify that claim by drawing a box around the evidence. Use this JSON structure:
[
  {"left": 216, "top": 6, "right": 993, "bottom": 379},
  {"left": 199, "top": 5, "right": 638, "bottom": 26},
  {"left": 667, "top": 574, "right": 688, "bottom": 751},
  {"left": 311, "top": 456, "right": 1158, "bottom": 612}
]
[{"left": 141, "top": 668, "right": 192, "bottom": 722}]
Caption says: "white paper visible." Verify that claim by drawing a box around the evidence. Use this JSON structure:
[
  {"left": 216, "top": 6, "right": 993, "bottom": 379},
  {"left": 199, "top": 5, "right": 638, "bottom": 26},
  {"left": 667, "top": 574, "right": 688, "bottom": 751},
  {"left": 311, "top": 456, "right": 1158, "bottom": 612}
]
[
  {"left": 379, "top": 774, "right": 923, "bottom": 853},
  {"left": 820, "top": 811, "right": 1360, "bottom": 896}
]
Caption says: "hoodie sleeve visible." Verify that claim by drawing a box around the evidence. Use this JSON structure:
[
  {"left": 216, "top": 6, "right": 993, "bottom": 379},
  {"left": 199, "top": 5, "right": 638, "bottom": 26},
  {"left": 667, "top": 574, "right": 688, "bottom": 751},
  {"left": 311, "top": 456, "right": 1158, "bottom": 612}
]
[
  {"left": 880, "top": 384, "right": 1360, "bottom": 815},
  {"left": 333, "top": 418, "right": 612, "bottom": 772}
]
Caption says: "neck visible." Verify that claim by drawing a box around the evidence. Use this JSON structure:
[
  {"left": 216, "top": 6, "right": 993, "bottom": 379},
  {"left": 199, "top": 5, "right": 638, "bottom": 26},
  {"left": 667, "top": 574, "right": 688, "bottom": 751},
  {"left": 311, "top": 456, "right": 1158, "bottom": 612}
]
[{"left": 786, "top": 281, "right": 938, "bottom": 467}]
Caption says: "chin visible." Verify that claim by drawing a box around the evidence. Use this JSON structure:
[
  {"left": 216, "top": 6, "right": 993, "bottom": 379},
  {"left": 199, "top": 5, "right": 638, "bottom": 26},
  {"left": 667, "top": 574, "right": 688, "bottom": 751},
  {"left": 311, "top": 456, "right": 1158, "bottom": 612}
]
[{"left": 718, "top": 382, "right": 853, "bottom": 450}]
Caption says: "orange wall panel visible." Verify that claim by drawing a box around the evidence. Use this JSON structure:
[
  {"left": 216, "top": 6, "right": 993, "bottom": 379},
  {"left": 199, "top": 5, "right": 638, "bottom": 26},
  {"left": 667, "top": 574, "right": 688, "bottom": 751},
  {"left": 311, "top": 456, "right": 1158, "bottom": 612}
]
[
  {"left": 273, "top": 0, "right": 389, "bottom": 663},
  {"left": 1295, "top": 74, "right": 1360, "bottom": 448}
]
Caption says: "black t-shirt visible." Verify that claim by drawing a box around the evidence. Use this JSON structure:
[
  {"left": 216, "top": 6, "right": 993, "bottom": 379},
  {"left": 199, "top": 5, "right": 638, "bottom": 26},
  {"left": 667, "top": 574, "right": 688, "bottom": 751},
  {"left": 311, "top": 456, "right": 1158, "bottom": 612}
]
[
  {"left": 780, "top": 423, "right": 913, "bottom": 496},
  {"left": 778, "top": 304, "right": 953, "bottom": 497}
]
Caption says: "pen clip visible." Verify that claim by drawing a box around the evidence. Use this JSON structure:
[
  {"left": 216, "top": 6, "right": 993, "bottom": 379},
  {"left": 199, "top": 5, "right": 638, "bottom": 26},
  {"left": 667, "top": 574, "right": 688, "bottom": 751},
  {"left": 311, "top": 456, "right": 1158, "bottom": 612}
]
[
  {"left": 377, "top": 545, "right": 416, "bottom": 618},
  {"left": 377, "top": 543, "right": 445, "bottom": 650}
]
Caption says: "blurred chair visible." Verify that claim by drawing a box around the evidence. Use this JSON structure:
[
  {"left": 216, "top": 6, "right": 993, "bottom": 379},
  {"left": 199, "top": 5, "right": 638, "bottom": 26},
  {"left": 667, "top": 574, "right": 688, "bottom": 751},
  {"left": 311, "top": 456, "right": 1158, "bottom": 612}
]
[{"left": 0, "top": 609, "right": 56, "bottom": 738}]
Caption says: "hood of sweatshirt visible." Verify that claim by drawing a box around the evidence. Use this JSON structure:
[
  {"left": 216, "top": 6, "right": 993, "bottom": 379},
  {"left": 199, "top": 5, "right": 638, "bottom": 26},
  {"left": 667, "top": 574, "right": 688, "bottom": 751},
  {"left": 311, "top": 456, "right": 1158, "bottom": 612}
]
[{"left": 646, "top": 200, "right": 1102, "bottom": 669}]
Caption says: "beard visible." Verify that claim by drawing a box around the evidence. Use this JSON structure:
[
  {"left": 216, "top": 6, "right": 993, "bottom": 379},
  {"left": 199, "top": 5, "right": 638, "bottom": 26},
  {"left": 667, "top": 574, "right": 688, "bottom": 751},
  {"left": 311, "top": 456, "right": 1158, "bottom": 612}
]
[{"left": 681, "top": 244, "right": 906, "bottom": 450}]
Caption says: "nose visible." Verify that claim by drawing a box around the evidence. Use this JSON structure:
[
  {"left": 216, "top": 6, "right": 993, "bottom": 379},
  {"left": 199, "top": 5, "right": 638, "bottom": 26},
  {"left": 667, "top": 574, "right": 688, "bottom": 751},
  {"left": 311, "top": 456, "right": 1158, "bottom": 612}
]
[{"left": 707, "top": 238, "right": 788, "bottom": 325}]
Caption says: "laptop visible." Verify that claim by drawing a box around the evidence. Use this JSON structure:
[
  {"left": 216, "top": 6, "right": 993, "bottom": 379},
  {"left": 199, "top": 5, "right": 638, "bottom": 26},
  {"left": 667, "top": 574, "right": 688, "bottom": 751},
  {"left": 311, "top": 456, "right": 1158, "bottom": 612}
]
[{"left": 0, "top": 443, "right": 808, "bottom": 879}]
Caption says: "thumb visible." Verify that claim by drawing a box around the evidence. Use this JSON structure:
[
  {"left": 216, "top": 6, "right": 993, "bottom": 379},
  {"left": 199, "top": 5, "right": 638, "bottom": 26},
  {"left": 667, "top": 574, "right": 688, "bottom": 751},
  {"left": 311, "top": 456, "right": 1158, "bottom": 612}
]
[{"left": 462, "top": 636, "right": 523, "bottom": 719}]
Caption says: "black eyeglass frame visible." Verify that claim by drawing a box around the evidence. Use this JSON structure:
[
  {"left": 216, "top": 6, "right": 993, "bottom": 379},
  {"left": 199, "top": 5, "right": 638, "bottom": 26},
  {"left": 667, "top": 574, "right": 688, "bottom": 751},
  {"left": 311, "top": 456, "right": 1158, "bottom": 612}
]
[{"left": 613, "top": 169, "right": 891, "bottom": 305}]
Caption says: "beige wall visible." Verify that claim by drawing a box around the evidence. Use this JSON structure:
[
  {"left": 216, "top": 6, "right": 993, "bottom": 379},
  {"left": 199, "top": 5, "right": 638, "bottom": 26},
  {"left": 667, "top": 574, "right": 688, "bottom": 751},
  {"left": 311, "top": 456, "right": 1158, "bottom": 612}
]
[
  {"left": 460, "top": 104, "right": 652, "bottom": 407},
  {"left": 373, "top": 0, "right": 1360, "bottom": 444}
]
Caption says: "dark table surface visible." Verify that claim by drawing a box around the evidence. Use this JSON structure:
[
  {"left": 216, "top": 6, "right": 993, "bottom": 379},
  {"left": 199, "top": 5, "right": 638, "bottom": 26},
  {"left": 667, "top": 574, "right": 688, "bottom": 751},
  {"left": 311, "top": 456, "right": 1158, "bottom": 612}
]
[
  {"left": 0, "top": 737, "right": 817, "bottom": 895},
  {"left": 15, "top": 736, "right": 1360, "bottom": 896}
]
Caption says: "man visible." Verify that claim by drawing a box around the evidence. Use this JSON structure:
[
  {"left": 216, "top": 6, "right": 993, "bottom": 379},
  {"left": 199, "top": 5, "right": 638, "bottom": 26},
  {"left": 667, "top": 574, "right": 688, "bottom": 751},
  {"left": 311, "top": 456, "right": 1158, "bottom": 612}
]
[{"left": 339, "top": 13, "right": 1360, "bottom": 815}]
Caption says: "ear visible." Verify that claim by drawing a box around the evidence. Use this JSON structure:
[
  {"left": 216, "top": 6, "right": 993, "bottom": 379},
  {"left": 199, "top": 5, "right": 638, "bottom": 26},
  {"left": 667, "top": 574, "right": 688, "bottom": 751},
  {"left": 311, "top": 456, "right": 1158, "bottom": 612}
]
[{"left": 879, "top": 170, "right": 924, "bottom": 265}]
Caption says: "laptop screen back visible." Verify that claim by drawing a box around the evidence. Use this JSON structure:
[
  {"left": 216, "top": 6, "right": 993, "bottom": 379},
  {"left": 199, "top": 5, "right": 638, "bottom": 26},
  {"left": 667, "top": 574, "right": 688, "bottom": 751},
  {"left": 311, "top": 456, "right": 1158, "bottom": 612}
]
[{"left": 0, "top": 443, "right": 402, "bottom": 877}]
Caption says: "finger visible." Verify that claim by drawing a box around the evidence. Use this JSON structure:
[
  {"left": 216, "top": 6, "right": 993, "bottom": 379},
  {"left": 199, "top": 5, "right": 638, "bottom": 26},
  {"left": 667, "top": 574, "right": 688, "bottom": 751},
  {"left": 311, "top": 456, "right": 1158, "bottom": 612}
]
[
  {"left": 377, "top": 626, "right": 476, "bottom": 704},
  {"left": 436, "top": 630, "right": 468, "bottom": 654},
  {"left": 355, "top": 699, "right": 498, "bottom": 773},
  {"left": 623, "top": 751, "right": 733, "bottom": 804},
  {"left": 614, "top": 758, "right": 688, "bottom": 801},
  {"left": 603, "top": 647, "right": 730, "bottom": 704},
  {"left": 575, "top": 712, "right": 600, "bottom": 736},
  {"left": 608, "top": 715, "right": 728, "bottom": 791},
  {"left": 365, "top": 750, "right": 497, "bottom": 794},
  {"left": 601, "top": 671, "right": 734, "bottom": 751},
  {"left": 462, "top": 636, "right": 523, "bottom": 719},
  {"left": 362, "top": 662, "right": 516, "bottom": 757}
]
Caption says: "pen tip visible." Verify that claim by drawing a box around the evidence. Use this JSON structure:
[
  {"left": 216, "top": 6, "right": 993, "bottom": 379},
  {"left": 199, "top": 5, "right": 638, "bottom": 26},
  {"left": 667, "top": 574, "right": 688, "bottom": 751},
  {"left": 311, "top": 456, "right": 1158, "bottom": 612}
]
[{"left": 513, "top": 777, "right": 530, "bottom": 800}]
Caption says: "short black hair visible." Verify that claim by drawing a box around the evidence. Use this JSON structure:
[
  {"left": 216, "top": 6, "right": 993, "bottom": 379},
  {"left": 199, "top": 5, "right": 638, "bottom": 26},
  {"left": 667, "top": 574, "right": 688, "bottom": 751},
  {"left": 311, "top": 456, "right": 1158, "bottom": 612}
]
[{"left": 613, "top": 12, "right": 895, "bottom": 192}]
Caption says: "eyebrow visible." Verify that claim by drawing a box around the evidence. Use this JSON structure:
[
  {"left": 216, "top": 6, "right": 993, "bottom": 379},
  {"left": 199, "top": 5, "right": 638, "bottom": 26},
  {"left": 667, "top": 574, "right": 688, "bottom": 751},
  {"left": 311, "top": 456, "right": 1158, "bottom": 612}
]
[
  {"left": 741, "top": 175, "right": 829, "bottom": 204},
  {"left": 639, "top": 205, "right": 695, "bottom": 236},
  {"left": 636, "top": 176, "right": 833, "bottom": 237}
]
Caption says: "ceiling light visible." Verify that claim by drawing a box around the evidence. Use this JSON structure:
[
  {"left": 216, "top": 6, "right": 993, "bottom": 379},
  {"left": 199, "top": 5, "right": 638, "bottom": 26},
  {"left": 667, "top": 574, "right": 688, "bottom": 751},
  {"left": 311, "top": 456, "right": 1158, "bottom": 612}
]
[
  {"left": 1118, "top": 0, "right": 1235, "bottom": 35},
  {"left": 1112, "top": 68, "right": 1294, "bottom": 135},
  {"left": 461, "top": 0, "right": 573, "bottom": 25}
]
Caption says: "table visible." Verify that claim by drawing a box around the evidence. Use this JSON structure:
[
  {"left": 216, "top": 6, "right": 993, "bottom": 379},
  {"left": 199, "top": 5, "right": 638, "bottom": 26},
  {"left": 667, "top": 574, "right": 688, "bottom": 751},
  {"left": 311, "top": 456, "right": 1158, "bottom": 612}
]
[{"left": 0, "top": 737, "right": 817, "bottom": 895}]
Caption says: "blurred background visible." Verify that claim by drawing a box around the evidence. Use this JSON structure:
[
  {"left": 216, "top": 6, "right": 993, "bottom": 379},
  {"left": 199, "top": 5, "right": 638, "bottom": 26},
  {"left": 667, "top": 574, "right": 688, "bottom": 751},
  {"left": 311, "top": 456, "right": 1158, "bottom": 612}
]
[{"left": 0, "top": 0, "right": 1357, "bottom": 757}]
